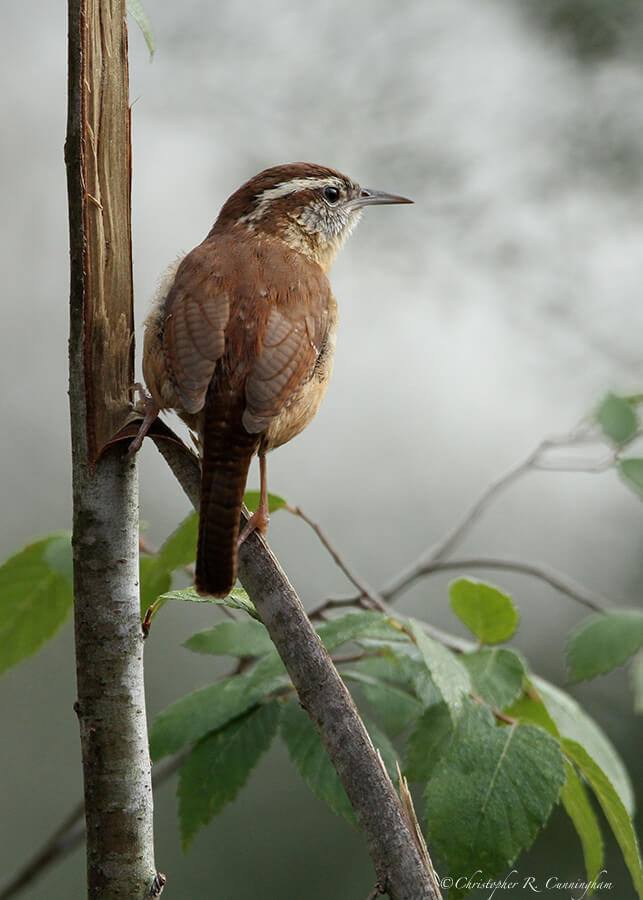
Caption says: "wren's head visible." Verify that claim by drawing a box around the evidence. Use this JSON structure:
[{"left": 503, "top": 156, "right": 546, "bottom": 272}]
[{"left": 211, "top": 162, "right": 412, "bottom": 272}]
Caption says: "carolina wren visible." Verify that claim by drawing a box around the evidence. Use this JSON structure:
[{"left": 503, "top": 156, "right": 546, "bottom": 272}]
[{"left": 135, "top": 163, "right": 412, "bottom": 596}]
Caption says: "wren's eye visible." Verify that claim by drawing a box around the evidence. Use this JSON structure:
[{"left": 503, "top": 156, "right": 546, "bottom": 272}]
[{"left": 322, "top": 185, "right": 341, "bottom": 205}]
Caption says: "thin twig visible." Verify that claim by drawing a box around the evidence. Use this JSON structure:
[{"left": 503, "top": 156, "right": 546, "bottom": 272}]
[
  {"left": 288, "top": 504, "right": 386, "bottom": 610},
  {"left": 380, "top": 441, "right": 545, "bottom": 601},
  {"left": 470, "top": 691, "right": 518, "bottom": 726},
  {"left": 308, "top": 595, "right": 370, "bottom": 621},
  {"left": 0, "top": 752, "right": 188, "bottom": 900},
  {"left": 0, "top": 801, "right": 85, "bottom": 900},
  {"left": 309, "top": 590, "right": 470, "bottom": 653},
  {"left": 139, "top": 535, "right": 158, "bottom": 556},
  {"left": 394, "top": 556, "right": 607, "bottom": 614},
  {"left": 380, "top": 426, "right": 617, "bottom": 603},
  {"left": 532, "top": 453, "right": 616, "bottom": 472}
]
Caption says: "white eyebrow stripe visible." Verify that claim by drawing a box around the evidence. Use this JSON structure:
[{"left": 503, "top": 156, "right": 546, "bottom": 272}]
[
  {"left": 257, "top": 176, "right": 343, "bottom": 201},
  {"left": 239, "top": 176, "right": 345, "bottom": 224}
]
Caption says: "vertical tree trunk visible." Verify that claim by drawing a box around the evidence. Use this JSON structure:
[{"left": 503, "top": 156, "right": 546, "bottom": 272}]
[{"left": 65, "top": 0, "right": 160, "bottom": 896}]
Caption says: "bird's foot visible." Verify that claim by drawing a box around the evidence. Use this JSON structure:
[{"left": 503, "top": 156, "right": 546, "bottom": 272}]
[
  {"left": 237, "top": 504, "right": 270, "bottom": 547},
  {"left": 126, "top": 383, "right": 159, "bottom": 458}
]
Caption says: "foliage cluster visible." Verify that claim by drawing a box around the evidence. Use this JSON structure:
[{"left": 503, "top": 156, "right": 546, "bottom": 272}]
[{"left": 1, "top": 392, "right": 642, "bottom": 895}]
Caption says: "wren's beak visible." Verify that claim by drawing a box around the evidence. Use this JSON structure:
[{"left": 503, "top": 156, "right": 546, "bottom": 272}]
[{"left": 346, "top": 187, "right": 414, "bottom": 211}]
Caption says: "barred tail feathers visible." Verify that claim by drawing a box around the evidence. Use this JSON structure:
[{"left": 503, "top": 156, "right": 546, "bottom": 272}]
[{"left": 195, "top": 392, "right": 258, "bottom": 597}]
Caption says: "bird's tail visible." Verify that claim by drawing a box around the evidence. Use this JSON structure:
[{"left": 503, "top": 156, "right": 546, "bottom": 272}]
[{"left": 195, "top": 389, "right": 258, "bottom": 597}]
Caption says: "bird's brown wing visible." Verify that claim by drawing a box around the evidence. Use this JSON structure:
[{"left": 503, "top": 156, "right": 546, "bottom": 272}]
[
  {"left": 242, "top": 305, "right": 329, "bottom": 433},
  {"left": 163, "top": 233, "right": 331, "bottom": 428},
  {"left": 242, "top": 254, "right": 331, "bottom": 434},
  {"left": 163, "top": 241, "right": 230, "bottom": 415}
]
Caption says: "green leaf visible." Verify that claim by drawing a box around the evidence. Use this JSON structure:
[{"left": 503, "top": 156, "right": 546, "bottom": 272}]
[
  {"left": 343, "top": 668, "right": 421, "bottom": 737},
  {"left": 139, "top": 556, "right": 171, "bottom": 615},
  {"left": 126, "top": 0, "right": 155, "bottom": 57},
  {"left": 532, "top": 676, "right": 634, "bottom": 815},
  {"left": 280, "top": 698, "right": 399, "bottom": 827},
  {"left": 563, "top": 739, "right": 643, "bottom": 899},
  {"left": 409, "top": 619, "right": 470, "bottom": 716},
  {"left": 449, "top": 578, "right": 519, "bottom": 644},
  {"left": 281, "top": 697, "right": 356, "bottom": 824},
  {"left": 360, "top": 648, "right": 442, "bottom": 709},
  {"left": 349, "top": 657, "right": 424, "bottom": 735},
  {"left": 405, "top": 702, "right": 453, "bottom": 782},
  {"left": 316, "top": 611, "right": 391, "bottom": 652},
  {"left": 619, "top": 458, "right": 643, "bottom": 496},
  {"left": 0, "top": 535, "right": 74, "bottom": 676},
  {"left": 161, "top": 585, "right": 260, "bottom": 620},
  {"left": 560, "top": 759, "right": 604, "bottom": 885},
  {"left": 354, "top": 650, "right": 423, "bottom": 687},
  {"left": 506, "top": 676, "right": 609, "bottom": 885},
  {"left": 460, "top": 648, "right": 525, "bottom": 709},
  {"left": 401, "top": 656, "right": 444, "bottom": 709},
  {"left": 567, "top": 610, "right": 643, "bottom": 683},
  {"left": 512, "top": 666, "right": 636, "bottom": 889},
  {"left": 632, "top": 652, "right": 643, "bottom": 715},
  {"left": 150, "top": 653, "right": 286, "bottom": 761},
  {"left": 184, "top": 619, "right": 273, "bottom": 658},
  {"left": 596, "top": 392, "right": 638, "bottom": 445},
  {"left": 243, "top": 490, "right": 288, "bottom": 514},
  {"left": 425, "top": 701, "right": 565, "bottom": 883},
  {"left": 178, "top": 701, "right": 280, "bottom": 849},
  {"left": 158, "top": 512, "right": 198, "bottom": 571}
]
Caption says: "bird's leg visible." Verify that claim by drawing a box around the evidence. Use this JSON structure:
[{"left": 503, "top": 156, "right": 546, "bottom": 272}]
[
  {"left": 126, "top": 383, "right": 159, "bottom": 457},
  {"left": 238, "top": 450, "right": 270, "bottom": 546}
]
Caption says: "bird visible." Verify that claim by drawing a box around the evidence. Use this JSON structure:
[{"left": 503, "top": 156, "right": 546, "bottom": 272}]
[{"left": 132, "top": 162, "right": 412, "bottom": 597}]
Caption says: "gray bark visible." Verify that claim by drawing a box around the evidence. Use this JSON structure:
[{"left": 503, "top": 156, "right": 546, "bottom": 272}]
[{"left": 70, "top": 451, "right": 158, "bottom": 897}]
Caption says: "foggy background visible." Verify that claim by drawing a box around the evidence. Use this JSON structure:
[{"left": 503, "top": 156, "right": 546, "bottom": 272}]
[{"left": 1, "top": 0, "right": 642, "bottom": 897}]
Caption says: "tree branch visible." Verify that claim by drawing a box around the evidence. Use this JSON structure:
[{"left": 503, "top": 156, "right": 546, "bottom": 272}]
[
  {"left": 287, "top": 504, "right": 385, "bottom": 609},
  {"left": 380, "top": 442, "right": 544, "bottom": 601},
  {"left": 387, "top": 556, "right": 607, "bottom": 614},
  {"left": 0, "top": 753, "right": 185, "bottom": 900},
  {"left": 151, "top": 432, "right": 442, "bottom": 900},
  {"left": 380, "top": 426, "right": 618, "bottom": 603},
  {"left": 0, "top": 802, "right": 85, "bottom": 900}
]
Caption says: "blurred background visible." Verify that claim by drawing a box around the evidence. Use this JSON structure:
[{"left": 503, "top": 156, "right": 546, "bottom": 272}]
[{"left": 1, "top": 0, "right": 642, "bottom": 897}]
